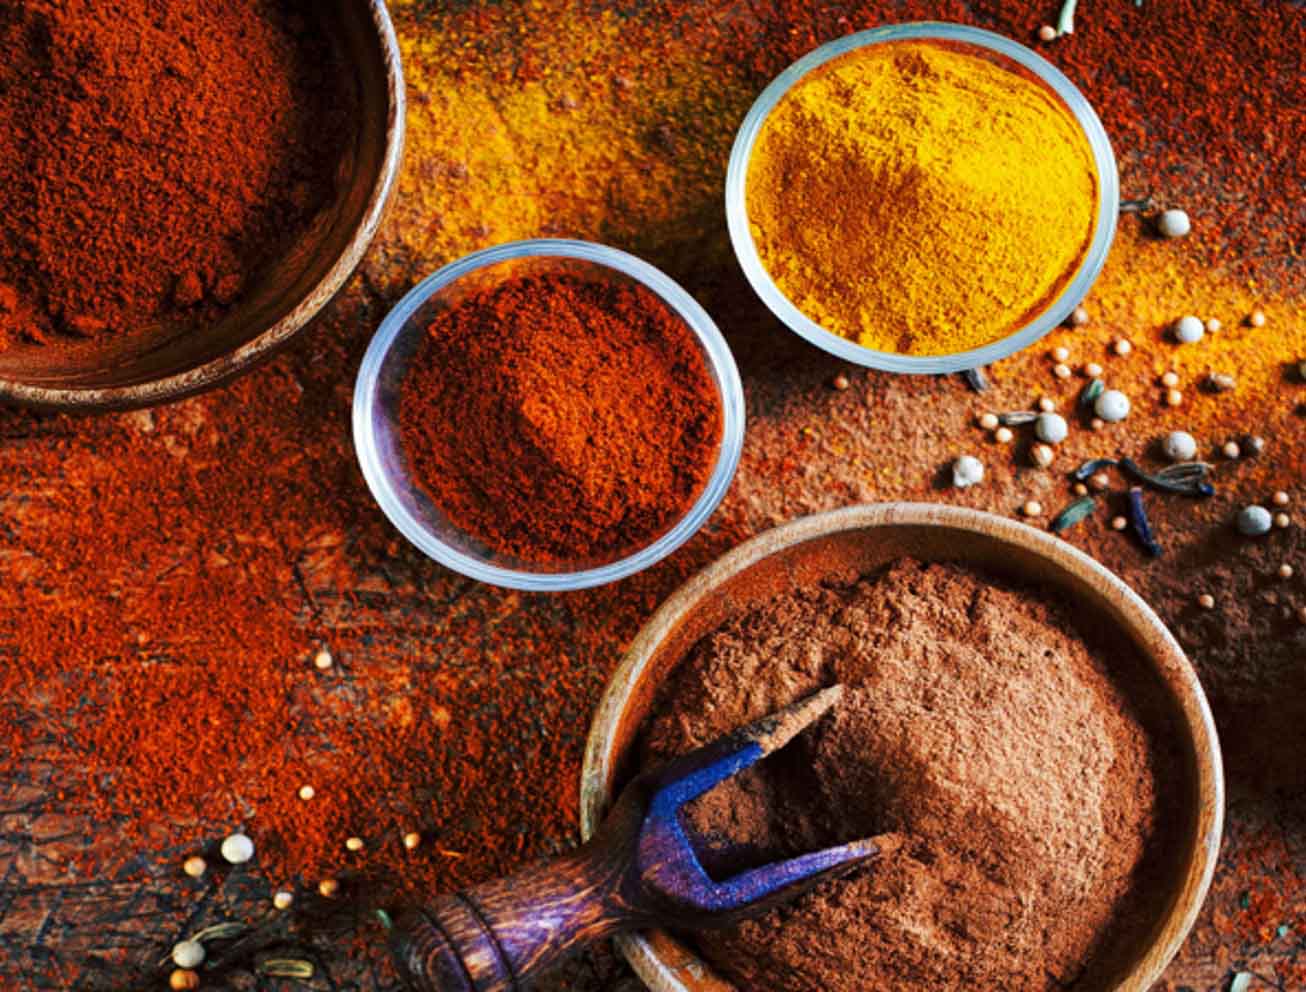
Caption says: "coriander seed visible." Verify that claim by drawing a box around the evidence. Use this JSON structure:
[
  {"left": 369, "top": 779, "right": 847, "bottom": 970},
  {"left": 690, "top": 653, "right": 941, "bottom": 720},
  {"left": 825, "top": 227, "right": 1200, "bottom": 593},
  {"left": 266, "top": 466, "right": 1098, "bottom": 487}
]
[
  {"left": 994, "top": 426, "right": 1014, "bottom": 444},
  {"left": 978, "top": 412, "right": 999, "bottom": 430},
  {"left": 346, "top": 836, "right": 365, "bottom": 852},
  {"left": 1111, "top": 516, "right": 1127, "bottom": 531},
  {"left": 1222, "top": 441, "right": 1241, "bottom": 459},
  {"left": 1038, "top": 24, "right": 1057, "bottom": 41},
  {"left": 273, "top": 890, "right": 295, "bottom": 910},
  {"left": 1205, "top": 317, "right": 1221, "bottom": 333},
  {"left": 298, "top": 785, "right": 315, "bottom": 801},
  {"left": 1248, "top": 308, "right": 1266, "bottom": 327},
  {"left": 1274, "top": 512, "right": 1291, "bottom": 529},
  {"left": 319, "top": 878, "right": 340, "bottom": 898},
  {"left": 1053, "top": 346, "right": 1070, "bottom": 362},
  {"left": 1278, "top": 564, "right": 1294, "bottom": 579},
  {"left": 1054, "top": 363, "right": 1072, "bottom": 379},
  {"left": 403, "top": 831, "right": 422, "bottom": 851},
  {"left": 1073, "top": 483, "right": 1089, "bottom": 497},
  {"left": 1197, "top": 594, "right": 1215, "bottom": 610},
  {"left": 1070, "top": 305, "right": 1089, "bottom": 326},
  {"left": 1166, "top": 389, "right": 1183, "bottom": 407},
  {"left": 313, "top": 648, "right": 333, "bottom": 671},
  {"left": 1161, "top": 371, "right": 1180, "bottom": 388},
  {"left": 1084, "top": 362, "right": 1103, "bottom": 378},
  {"left": 1038, "top": 397, "right": 1056, "bottom": 413},
  {"left": 1021, "top": 500, "right": 1043, "bottom": 517},
  {"left": 182, "top": 856, "right": 207, "bottom": 879},
  {"left": 1031, "top": 444, "right": 1055, "bottom": 468},
  {"left": 1272, "top": 491, "right": 1290, "bottom": 506},
  {"left": 1112, "top": 338, "right": 1132, "bottom": 356}
]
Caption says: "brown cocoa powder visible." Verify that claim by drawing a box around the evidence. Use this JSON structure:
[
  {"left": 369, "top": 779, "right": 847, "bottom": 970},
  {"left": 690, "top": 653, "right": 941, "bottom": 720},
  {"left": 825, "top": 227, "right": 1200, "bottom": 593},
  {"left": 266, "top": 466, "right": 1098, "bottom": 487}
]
[{"left": 641, "top": 559, "right": 1182, "bottom": 991}]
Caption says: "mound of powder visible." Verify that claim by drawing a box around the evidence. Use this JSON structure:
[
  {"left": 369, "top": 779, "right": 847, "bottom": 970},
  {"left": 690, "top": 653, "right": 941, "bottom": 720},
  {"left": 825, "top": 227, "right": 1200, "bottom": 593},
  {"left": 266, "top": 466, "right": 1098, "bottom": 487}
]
[{"left": 641, "top": 559, "right": 1178, "bottom": 991}]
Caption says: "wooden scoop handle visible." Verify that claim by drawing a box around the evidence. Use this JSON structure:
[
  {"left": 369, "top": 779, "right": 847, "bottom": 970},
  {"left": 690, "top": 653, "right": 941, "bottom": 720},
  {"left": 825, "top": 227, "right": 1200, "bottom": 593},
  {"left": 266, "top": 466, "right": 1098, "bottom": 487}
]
[{"left": 388, "top": 819, "right": 644, "bottom": 991}]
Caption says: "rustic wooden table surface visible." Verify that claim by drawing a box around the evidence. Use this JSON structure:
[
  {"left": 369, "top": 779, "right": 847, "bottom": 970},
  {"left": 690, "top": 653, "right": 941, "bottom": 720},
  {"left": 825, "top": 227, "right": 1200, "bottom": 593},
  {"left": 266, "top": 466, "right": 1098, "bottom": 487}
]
[{"left": 1, "top": 1, "right": 1301, "bottom": 990}]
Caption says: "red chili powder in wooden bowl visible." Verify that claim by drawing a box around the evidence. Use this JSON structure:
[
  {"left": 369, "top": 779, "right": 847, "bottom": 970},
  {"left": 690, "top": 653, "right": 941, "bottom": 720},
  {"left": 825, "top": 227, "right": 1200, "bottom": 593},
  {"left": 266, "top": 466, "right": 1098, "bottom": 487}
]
[
  {"left": 397, "top": 271, "right": 722, "bottom": 565},
  {"left": 641, "top": 559, "right": 1185, "bottom": 991},
  {"left": 0, "top": 0, "right": 355, "bottom": 349}
]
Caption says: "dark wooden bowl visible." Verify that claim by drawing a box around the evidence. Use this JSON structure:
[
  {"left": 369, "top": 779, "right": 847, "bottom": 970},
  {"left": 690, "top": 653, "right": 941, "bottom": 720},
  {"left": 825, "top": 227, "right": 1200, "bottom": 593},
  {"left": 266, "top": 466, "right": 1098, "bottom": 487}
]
[
  {"left": 581, "top": 504, "right": 1224, "bottom": 992},
  {"left": 0, "top": 0, "right": 404, "bottom": 412}
]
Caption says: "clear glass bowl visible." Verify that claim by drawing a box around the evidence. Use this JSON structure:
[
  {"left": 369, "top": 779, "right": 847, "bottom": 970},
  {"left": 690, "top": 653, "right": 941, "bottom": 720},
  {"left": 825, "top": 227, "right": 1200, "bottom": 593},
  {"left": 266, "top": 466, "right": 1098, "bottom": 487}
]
[
  {"left": 725, "top": 22, "right": 1119, "bottom": 374},
  {"left": 353, "top": 239, "right": 746, "bottom": 591}
]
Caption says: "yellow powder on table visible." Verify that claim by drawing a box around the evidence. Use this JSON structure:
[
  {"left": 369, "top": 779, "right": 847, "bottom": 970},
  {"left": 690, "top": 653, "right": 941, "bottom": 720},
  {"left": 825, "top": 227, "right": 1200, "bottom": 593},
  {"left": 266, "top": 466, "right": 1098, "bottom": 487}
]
[{"left": 745, "top": 40, "right": 1100, "bottom": 356}]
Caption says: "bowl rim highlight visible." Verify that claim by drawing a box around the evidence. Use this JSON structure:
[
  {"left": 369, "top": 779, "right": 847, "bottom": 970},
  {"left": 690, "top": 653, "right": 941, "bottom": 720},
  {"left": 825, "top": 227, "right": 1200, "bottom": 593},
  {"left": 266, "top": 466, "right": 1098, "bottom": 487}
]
[
  {"left": 352, "top": 237, "right": 746, "bottom": 592},
  {"left": 724, "top": 21, "right": 1120, "bottom": 375},
  {"left": 581, "top": 503, "right": 1223, "bottom": 992}
]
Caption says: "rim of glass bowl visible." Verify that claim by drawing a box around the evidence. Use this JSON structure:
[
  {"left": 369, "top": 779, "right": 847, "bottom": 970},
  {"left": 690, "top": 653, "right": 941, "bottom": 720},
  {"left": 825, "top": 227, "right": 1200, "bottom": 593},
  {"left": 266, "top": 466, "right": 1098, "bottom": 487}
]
[
  {"left": 352, "top": 238, "right": 746, "bottom": 592},
  {"left": 725, "top": 21, "right": 1120, "bottom": 375}
]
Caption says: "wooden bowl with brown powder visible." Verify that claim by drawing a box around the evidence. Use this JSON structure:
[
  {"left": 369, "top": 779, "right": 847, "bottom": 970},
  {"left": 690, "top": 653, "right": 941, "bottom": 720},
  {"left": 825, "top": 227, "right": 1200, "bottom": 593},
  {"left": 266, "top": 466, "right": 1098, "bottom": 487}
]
[
  {"left": 0, "top": 0, "right": 403, "bottom": 411},
  {"left": 580, "top": 504, "right": 1222, "bottom": 992}
]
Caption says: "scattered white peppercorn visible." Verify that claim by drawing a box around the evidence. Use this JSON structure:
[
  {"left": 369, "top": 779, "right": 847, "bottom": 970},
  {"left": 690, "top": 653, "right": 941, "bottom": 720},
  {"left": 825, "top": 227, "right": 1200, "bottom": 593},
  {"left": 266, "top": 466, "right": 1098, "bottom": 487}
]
[
  {"left": 1274, "top": 512, "right": 1291, "bottom": 529},
  {"left": 1053, "top": 346, "right": 1071, "bottom": 362},
  {"left": 313, "top": 648, "right": 333, "bottom": 671},
  {"left": 1236, "top": 506, "right": 1273, "bottom": 536},
  {"left": 1248, "top": 309, "right": 1266, "bottom": 328},
  {"left": 994, "top": 426, "right": 1014, "bottom": 444},
  {"left": 403, "top": 831, "right": 422, "bottom": 851},
  {"left": 1243, "top": 435, "right": 1265, "bottom": 456},
  {"left": 1038, "top": 24, "right": 1057, "bottom": 41},
  {"left": 182, "top": 856, "right": 207, "bottom": 879},
  {"left": 1073, "top": 483, "right": 1090, "bottom": 497},
  {"left": 1112, "top": 338, "right": 1132, "bottom": 356},
  {"left": 1089, "top": 472, "right": 1111, "bottom": 492},
  {"left": 1157, "top": 209, "right": 1191, "bottom": 238},
  {"left": 978, "top": 412, "right": 999, "bottom": 430},
  {"left": 1205, "top": 372, "right": 1236, "bottom": 392},
  {"left": 1090, "top": 417, "right": 1105, "bottom": 431},
  {"left": 831, "top": 373, "right": 850, "bottom": 391},
  {"left": 1111, "top": 516, "right": 1128, "bottom": 531},
  {"left": 298, "top": 785, "right": 315, "bottom": 801},
  {"left": 1161, "top": 371, "right": 1180, "bottom": 388},
  {"left": 1035, "top": 412, "right": 1068, "bottom": 444},
  {"left": 273, "top": 890, "right": 295, "bottom": 911},
  {"left": 1053, "top": 363, "right": 1073, "bottom": 380},
  {"left": 1038, "top": 396, "right": 1057, "bottom": 413},
  {"left": 1094, "top": 389, "right": 1131, "bottom": 422},
  {"left": 1196, "top": 594, "right": 1215, "bottom": 610},
  {"left": 172, "top": 940, "right": 205, "bottom": 970},
  {"left": 1031, "top": 444, "right": 1055, "bottom": 468},
  {"left": 1272, "top": 491, "right": 1290, "bottom": 506},
  {"left": 346, "top": 836, "right": 365, "bottom": 852},
  {"left": 1084, "top": 362, "right": 1103, "bottom": 378},
  {"left": 1162, "top": 431, "right": 1198, "bottom": 462},
  {"left": 318, "top": 878, "right": 341, "bottom": 898},
  {"left": 1205, "top": 317, "right": 1222, "bottom": 334},
  {"left": 1222, "top": 441, "right": 1242, "bottom": 460},
  {"left": 220, "top": 833, "right": 254, "bottom": 865},
  {"left": 1021, "top": 500, "right": 1043, "bottom": 517},
  {"left": 952, "top": 455, "right": 985, "bottom": 489},
  {"left": 1278, "top": 564, "right": 1294, "bottom": 579},
  {"left": 1070, "top": 305, "right": 1089, "bottom": 327},
  {"left": 1165, "top": 389, "right": 1183, "bottom": 407},
  {"left": 1173, "top": 315, "right": 1205, "bottom": 344}
]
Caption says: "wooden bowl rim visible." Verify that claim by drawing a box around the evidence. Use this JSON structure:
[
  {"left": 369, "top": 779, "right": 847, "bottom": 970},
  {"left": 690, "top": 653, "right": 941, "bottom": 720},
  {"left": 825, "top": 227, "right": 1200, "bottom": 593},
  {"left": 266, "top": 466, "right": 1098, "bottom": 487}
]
[
  {"left": 580, "top": 502, "right": 1224, "bottom": 992},
  {"left": 0, "top": 0, "right": 406, "bottom": 412}
]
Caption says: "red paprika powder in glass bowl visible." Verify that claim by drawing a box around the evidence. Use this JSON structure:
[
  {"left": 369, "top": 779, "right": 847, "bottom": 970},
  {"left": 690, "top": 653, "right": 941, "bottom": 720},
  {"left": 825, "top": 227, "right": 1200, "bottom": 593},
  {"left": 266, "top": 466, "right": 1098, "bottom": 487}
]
[{"left": 353, "top": 239, "right": 745, "bottom": 591}]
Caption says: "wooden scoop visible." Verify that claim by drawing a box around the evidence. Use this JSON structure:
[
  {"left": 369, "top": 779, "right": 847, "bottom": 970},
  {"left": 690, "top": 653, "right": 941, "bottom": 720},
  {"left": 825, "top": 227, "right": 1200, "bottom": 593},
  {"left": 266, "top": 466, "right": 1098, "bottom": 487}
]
[{"left": 385, "top": 686, "right": 887, "bottom": 991}]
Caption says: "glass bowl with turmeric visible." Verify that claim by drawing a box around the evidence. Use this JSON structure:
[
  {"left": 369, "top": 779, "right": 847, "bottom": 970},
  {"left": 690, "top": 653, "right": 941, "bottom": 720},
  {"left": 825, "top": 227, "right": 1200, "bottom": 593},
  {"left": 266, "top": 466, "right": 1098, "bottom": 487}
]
[
  {"left": 726, "top": 22, "right": 1119, "bottom": 374},
  {"left": 353, "top": 239, "right": 745, "bottom": 591}
]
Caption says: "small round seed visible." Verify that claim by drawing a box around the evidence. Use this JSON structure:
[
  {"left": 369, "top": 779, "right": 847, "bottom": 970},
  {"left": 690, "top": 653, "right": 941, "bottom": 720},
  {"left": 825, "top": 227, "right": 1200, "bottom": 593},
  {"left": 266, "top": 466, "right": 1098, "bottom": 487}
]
[
  {"left": 1038, "top": 24, "right": 1057, "bottom": 42},
  {"left": 1054, "top": 363, "right": 1072, "bottom": 380},
  {"left": 978, "top": 412, "right": 999, "bottom": 430},
  {"left": 1157, "top": 209, "right": 1191, "bottom": 238},
  {"left": 1205, "top": 317, "right": 1222, "bottom": 333},
  {"left": 220, "top": 833, "right": 254, "bottom": 865},
  {"left": 1038, "top": 397, "right": 1057, "bottom": 413},
  {"left": 1084, "top": 362, "right": 1104, "bottom": 378},
  {"left": 298, "top": 785, "right": 315, "bottom": 801},
  {"left": 1162, "top": 431, "right": 1198, "bottom": 462},
  {"left": 1236, "top": 506, "right": 1273, "bottom": 536},
  {"left": 1021, "top": 500, "right": 1043, "bottom": 517},
  {"left": 1161, "top": 371, "right": 1180, "bottom": 388},
  {"left": 313, "top": 648, "right": 333, "bottom": 671},
  {"left": 1094, "top": 389, "right": 1131, "bottom": 423},
  {"left": 1090, "top": 417, "right": 1105, "bottom": 431},
  {"left": 318, "top": 878, "right": 340, "bottom": 898},
  {"left": 172, "top": 940, "right": 205, "bottom": 970},
  {"left": 1031, "top": 444, "right": 1055, "bottom": 468},
  {"left": 403, "top": 831, "right": 422, "bottom": 851},
  {"left": 170, "top": 970, "right": 201, "bottom": 992},
  {"left": 273, "top": 890, "right": 295, "bottom": 910},
  {"left": 1111, "top": 516, "right": 1128, "bottom": 531},
  {"left": 1174, "top": 315, "right": 1205, "bottom": 343},
  {"left": 1249, "top": 309, "right": 1266, "bottom": 327},
  {"left": 1278, "top": 564, "right": 1294, "bottom": 579},
  {"left": 1196, "top": 594, "right": 1215, "bottom": 610},
  {"left": 1272, "top": 491, "right": 1290, "bottom": 506},
  {"left": 994, "top": 427, "right": 1014, "bottom": 444},
  {"left": 831, "top": 373, "right": 850, "bottom": 391},
  {"left": 345, "top": 836, "right": 365, "bottom": 852},
  {"left": 1070, "top": 305, "right": 1089, "bottom": 327},
  {"left": 1275, "top": 512, "right": 1291, "bottom": 529},
  {"left": 182, "top": 856, "right": 207, "bottom": 879},
  {"left": 1222, "top": 441, "right": 1241, "bottom": 460},
  {"left": 1073, "top": 483, "right": 1089, "bottom": 497},
  {"left": 1089, "top": 472, "right": 1111, "bottom": 492},
  {"left": 1113, "top": 338, "right": 1132, "bottom": 356},
  {"left": 1166, "top": 388, "right": 1183, "bottom": 407}
]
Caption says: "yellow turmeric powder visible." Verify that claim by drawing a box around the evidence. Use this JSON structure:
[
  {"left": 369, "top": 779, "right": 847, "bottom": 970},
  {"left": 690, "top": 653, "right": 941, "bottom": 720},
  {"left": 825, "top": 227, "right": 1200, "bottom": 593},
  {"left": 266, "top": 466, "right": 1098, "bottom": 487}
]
[{"left": 746, "top": 41, "right": 1100, "bottom": 356}]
